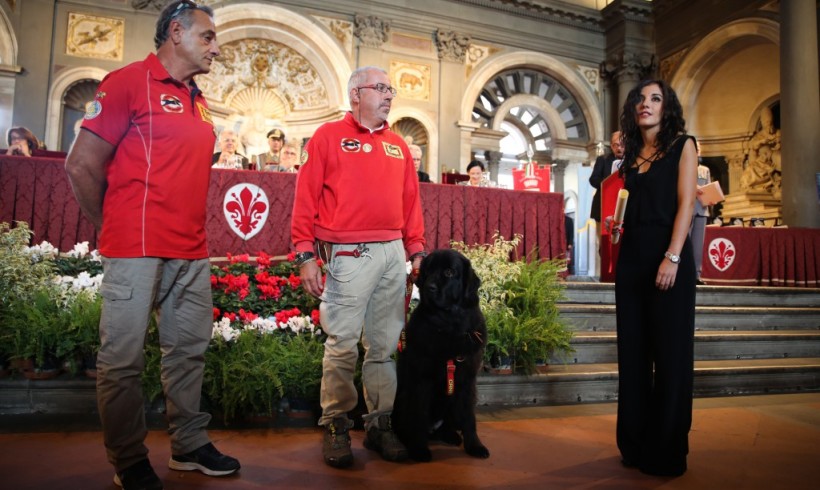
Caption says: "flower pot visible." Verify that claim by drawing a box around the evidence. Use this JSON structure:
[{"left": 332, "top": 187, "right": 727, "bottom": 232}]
[
  {"left": 22, "top": 356, "right": 61, "bottom": 380},
  {"left": 9, "top": 357, "right": 34, "bottom": 372}
]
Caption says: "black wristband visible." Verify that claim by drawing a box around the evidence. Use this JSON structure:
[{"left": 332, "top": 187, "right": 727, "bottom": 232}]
[
  {"left": 409, "top": 251, "right": 427, "bottom": 262},
  {"left": 295, "top": 251, "right": 315, "bottom": 265}
]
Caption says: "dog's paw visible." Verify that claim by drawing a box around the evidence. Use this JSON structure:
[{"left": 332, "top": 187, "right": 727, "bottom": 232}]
[
  {"left": 430, "top": 427, "right": 462, "bottom": 446},
  {"left": 408, "top": 446, "right": 433, "bottom": 462},
  {"left": 465, "top": 443, "right": 490, "bottom": 459}
]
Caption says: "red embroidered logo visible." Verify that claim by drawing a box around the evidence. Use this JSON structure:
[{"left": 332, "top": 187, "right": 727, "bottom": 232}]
[
  {"left": 223, "top": 184, "right": 269, "bottom": 240},
  {"left": 708, "top": 238, "right": 736, "bottom": 272}
]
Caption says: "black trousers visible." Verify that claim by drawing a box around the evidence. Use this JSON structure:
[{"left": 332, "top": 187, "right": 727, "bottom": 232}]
[{"left": 614, "top": 226, "right": 696, "bottom": 475}]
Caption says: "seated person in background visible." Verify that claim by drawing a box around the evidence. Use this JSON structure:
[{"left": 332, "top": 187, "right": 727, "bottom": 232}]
[
  {"left": 255, "top": 128, "right": 285, "bottom": 167},
  {"left": 264, "top": 141, "right": 300, "bottom": 172},
  {"left": 409, "top": 144, "right": 430, "bottom": 182},
  {"left": 212, "top": 129, "right": 249, "bottom": 169},
  {"left": 5, "top": 126, "right": 40, "bottom": 157},
  {"left": 459, "top": 160, "right": 489, "bottom": 187}
]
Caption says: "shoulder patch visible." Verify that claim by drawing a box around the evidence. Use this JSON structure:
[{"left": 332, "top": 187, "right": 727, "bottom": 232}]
[
  {"left": 84, "top": 100, "right": 102, "bottom": 120},
  {"left": 382, "top": 142, "right": 404, "bottom": 159},
  {"left": 300, "top": 149, "right": 309, "bottom": 165}
]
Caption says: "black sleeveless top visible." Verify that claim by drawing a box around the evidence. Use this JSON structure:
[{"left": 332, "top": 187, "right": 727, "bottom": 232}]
[{"left": 622, "top": 135, "right": 694, "bottom": 230}]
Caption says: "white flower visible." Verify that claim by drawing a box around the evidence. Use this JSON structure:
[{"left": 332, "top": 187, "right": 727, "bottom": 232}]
[
  {"left": 212, "top": 317, "right": 240, "bottom": 342},
  {"left": 68, "top": 241, "right": 90, "bottom": 258},
  {"left": 24, "top": 240, "right": 58, "bottom": 262}
]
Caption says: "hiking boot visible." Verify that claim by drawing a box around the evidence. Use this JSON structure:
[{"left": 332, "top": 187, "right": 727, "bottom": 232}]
[
  {"left": 113, "top": 458, "right": 163, "bottom": 490},
  {"left": 323, "top": 417, "right": 354, "bottom": 468},
  {"left": 168, "top": 442, "right": 240, "bottom": 476},
  {"left": 363, "top": 414, "right": 408, "bottom": 462}
]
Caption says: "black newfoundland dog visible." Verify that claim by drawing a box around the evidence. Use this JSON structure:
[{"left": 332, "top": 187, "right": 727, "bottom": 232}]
[{"left": 392, "top": 249, "right": 490, "bottom": 462}]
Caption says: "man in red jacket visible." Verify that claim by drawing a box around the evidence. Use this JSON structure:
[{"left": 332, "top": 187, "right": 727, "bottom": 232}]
[{"left": 291, "top": 66, "right": 426, "bottom": 468}]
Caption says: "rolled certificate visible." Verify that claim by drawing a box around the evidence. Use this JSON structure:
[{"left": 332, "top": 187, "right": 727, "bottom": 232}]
[{"left": 611, "top": 189, "right": 629, "bottom": 244}]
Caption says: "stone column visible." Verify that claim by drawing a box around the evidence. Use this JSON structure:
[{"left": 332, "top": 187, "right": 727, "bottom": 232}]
[
  {"left": 484, "top": 150, "right": 503, "bottom": 183},
  {"left": 780, "top": 1, "right": 820, "bottom": 228},
  {"left": 552, "top": 159, "right": 569, "bottom": 194}
]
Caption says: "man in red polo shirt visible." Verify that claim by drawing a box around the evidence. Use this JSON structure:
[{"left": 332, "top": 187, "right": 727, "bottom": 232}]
[{"left": 65, "top": 2, "right": 238, "bottom": 489}]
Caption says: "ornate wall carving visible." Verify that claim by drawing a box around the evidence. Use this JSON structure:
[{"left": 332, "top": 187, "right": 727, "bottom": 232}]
[
  {"left": 389, "top": 60, "right": 430, "bottom": 101},
  {"left": 577, "top": 64, "right": 600, "bottom": 98},
  {"left": 197, "top": 38, "right": 328, "bottom": 114},
  {"left": 436, "top": 29, "right": 471, "bottom": 62},
  {"left": 65, "top": 13, "right": 124, "bottom": 61},
  {"left": 660, "top": 48, "right": 688, "bottom": 81},
  {"left": 465, "top": 43, "right": 499, "bottom": 77},
  {"left": 354, "top": 15, "right": 390, "bottom": 48},
  {"left": 314, "top": 16, "right": 354, "bottom": 59}
]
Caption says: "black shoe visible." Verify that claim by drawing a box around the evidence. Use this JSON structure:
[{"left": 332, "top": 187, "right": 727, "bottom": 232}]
[
  {"left": 114, "top": 459, "right": 163, "bottom": 490},
  {"left": 323, "top": 417, "right": 354, "bottom": 468},
  {"left": 168, "top": 442, "right": 240, "bottom": 476},
  {"left": 363, "top": 414, "right": 408, "bottom": 462}
]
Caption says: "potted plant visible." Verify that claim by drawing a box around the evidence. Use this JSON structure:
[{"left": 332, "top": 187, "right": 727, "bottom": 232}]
[{"left": 0, "top": 222, "right": 56, "bottom": 371}]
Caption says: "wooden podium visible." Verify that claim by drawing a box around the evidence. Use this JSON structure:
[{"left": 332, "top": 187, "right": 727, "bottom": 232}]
[{"left": 600, "top": 172, "right": 625, "bottom": 282}]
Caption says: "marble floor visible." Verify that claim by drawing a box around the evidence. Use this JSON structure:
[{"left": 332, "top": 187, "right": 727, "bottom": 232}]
[{"left": 0, "top": 393, "right": 818, "bottom": 489}]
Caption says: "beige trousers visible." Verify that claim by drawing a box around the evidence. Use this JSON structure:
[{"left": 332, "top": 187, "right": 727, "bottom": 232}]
[{"left": 317, "top": 240, "right": 406, "bottom": 430}]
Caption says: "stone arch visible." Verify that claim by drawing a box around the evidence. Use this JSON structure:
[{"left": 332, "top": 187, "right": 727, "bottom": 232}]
[
  {"left": 389, "top": 106, "right": 440, "bottom": 178},
  {"left": 460, "top": 51, "right": 604, "bottom": 153},
  {"left": 45, "top": 66, "right": 108, "bottom": 151},
  {"left": 492, "top": 93, "right": 568, "bottom": 141},
  {"left": 671, "top": 18, "right": 779, "bottom": 136},
  {"left": 0, "top": 6, "right": 16, "bottom": 66},
  {"left": 211, "top": 2, "right": 352, "bottom": 145}
]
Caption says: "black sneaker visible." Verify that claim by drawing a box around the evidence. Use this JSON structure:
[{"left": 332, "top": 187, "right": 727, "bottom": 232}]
[
  {"left": 323, "top": 417, "right": 354, "bottom": 468},
  {"left": 113, "top": 459, "right": 163, "bottom": 490},
  {"left": 168, "top": 442, "right": 240, "bottom": 476}
]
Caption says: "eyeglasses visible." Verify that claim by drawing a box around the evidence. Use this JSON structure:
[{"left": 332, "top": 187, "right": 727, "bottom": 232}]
[
  {"left": 170, "top": 1, "right": 197, "bottom": 20},
  {"left": 357, "top": 84, "right": 397, "bottom": 96}
]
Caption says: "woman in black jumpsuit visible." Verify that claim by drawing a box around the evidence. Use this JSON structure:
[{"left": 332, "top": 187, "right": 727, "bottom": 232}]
[{"left": 614, "top": 79, "right": 698, "bottom": 477}]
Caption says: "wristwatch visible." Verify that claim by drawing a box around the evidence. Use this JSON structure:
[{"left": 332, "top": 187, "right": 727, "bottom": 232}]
[
  {"left": 294, "top": 251, "right": 315, "bottom": 265},
  {"left": 664, "top": 251, "right": 681, "bottom": 264}
]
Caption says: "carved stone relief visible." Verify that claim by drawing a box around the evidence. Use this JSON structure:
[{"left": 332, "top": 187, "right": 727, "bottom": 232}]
[
  {"left": 660, "top": 49, "right": 688, "bottom": 82},
  {"left": 465, "top": 43, "right": 499, "bottom": 77},
  {"left": 577, "top": 64, "right": 600, "bottom": 98},
  {"left": 65, "top": 13, "right": 124, "bottom": 61},
  {"left": 315, "top": 16, "right": 354, "bottom": 59},
  {"left": 600, "top": 51, "right": 656, "bottom": 82},
  {"left": 354, "top": 15, "right": 390, "bottom": 48},
  {"left": 197, "top": 38, "right": 329, "bottom": 114},
  {"left": 435, "top": 29, "right": 471, "bottom": 63},
  {"left": 390, "top": 60, "right": 431, "bottom": 101}
]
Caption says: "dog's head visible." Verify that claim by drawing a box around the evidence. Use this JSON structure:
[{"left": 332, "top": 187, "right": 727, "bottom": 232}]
[{"left": 416, "top": 249, "right": 481, "bottom": 310}]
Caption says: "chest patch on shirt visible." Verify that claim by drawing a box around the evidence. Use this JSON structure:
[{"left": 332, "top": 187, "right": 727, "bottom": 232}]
[
  {"left": 160, "top": 94, "right": 184, "bottom": 114},
  {"left": 196, "top": 102, "right": 213, "bottom": 125},
  {"left": 382, "top": 142, "right": 403, "bottom": 159},
  {"left": 341, "top": 138, "right": 361, "bottom": 153}
]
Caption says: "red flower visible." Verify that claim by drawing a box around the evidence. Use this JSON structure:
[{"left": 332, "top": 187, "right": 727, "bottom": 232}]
[
  {"left": 238, "top": 308, "right": 258, "bottom": 322},
  {"left": 286, "top": 251, "right": 296, "bottom": 261},
  {"left": 257, "top": 251, "right": 272, "bottom": 268},
  {"left": 213, "top": 307, "right": 220, "bottom": 320},
  {"left": 229, "top": 253, "right": 250, "bottom": 264},
  {"left": 223, "top": 312, "right": 237, "bottom": 322},
  {"left": 311, "top": 309, "right": 320, "bottom": 326},
  {"left": 288, "top": 273, "right": 301, "bottom": 289},
  {"left": 238, "top": 288, "right": 250, "bottom": 300},
  {"left": 210, "top": 275, "right": 217, "bottom": 287}
]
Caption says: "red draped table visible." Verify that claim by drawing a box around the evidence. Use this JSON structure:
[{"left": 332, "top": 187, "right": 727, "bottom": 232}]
[
  {"left": 700, "top": 226, "right": 820, "bottom": 287},
  {"left": 1, "top": 156, "right": 566, "bottom": 261}
]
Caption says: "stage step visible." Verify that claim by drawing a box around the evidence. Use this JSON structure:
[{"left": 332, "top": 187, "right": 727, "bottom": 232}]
[
  {"left": 497, "top": 281, "right": 820, "bottom": 406},
  {"left": 477, "top": 358, "right": 820, "bottom": 406}
]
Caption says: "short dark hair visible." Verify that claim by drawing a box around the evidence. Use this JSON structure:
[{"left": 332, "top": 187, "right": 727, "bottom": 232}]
[
  {"left": 154, "top": 1, "right": 214, "bottom": 50},
  {"left": 466, "top": 160, "right": 485, "bottom": 172}
]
